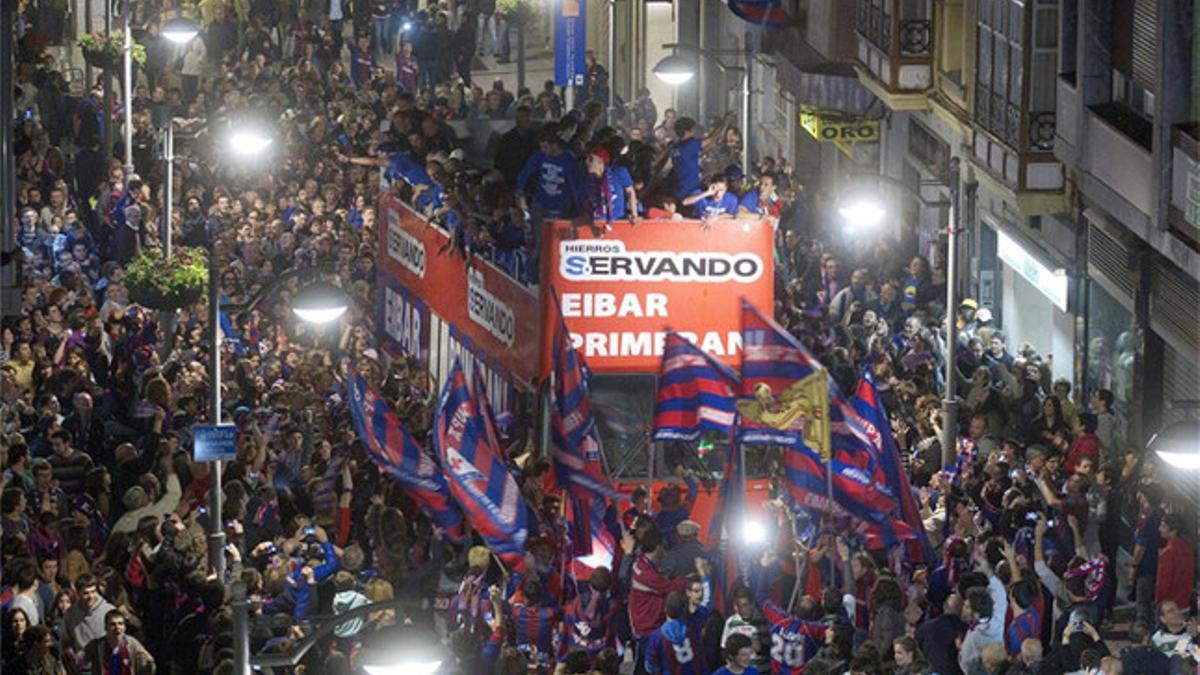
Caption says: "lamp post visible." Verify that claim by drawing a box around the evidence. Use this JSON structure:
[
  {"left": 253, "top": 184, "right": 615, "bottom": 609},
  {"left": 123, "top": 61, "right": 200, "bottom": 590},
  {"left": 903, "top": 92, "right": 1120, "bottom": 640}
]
[
  {"left": 837, "top": 159, "right": 972, "bottom": 470},
  {"left": 653, "top": 45, "right": 750, "bottom": 178},
  {"left": 205, "top": 124, "right": 276, "bottom": 580},
  {"left": 160, "top": 17, "right": 201, "bottom": 259},
  {"left": 122, "top": 0, "right": 133, "bottom": 187}
]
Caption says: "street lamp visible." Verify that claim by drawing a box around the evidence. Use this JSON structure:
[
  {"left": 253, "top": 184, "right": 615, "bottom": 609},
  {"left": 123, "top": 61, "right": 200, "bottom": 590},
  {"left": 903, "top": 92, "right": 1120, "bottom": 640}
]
[
  {"left": 162, "top": 16, "right": 200, "bottom": 44},
  {"left": 653, "top": 45, "right": 750, "bottom": 178},
  {"left": 360, "top": 625, "right": 449, "bottom": 675},
  {"left": 227, "top": 126, "right": 274, "bottom": 156},
  {"left": 1149, "top": 420, "right": 1200, "bottom": 471},
  {"left": 653, "top": 53, "right": 695, "bottom": 85},
  {"left": 838, "top": 198, "right": 887, "bottom": 233},
  {"left": 291, "top": 282, "right": 351, "bottom": 324}
]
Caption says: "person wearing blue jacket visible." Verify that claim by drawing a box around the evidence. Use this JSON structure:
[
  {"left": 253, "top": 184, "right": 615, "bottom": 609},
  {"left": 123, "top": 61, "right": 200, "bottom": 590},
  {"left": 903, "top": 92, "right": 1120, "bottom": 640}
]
[
  {"left": 645, "top": 592, "right": 702, "bottom": 675},
  {"left": 264, "top": 528, "right": 339, "bottom": 620}
]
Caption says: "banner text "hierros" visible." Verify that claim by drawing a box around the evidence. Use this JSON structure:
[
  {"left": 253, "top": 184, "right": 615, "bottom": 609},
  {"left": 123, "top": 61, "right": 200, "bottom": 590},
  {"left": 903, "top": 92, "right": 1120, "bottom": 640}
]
[{"left": 559, "top": 241, "right": 762, "bottom": 283}]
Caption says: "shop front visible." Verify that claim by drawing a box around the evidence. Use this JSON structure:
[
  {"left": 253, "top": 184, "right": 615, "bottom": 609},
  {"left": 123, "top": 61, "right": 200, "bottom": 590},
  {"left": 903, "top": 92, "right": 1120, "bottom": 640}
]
[{"left": 985, "top": 222, "right": 1077, "bottom": 386}]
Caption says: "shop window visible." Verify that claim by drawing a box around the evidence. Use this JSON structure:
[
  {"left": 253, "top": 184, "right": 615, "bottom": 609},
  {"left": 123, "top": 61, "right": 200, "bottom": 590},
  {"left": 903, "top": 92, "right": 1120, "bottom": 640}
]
[
  {"left": 1059, "top": 0, "right": 1077, "bottom": 84},
  {"left": 1086, "top": 282, "right": 1138, "bottom": 425},
  {"left": 908, "top": 118, "right": 951, "bottom": 181}
]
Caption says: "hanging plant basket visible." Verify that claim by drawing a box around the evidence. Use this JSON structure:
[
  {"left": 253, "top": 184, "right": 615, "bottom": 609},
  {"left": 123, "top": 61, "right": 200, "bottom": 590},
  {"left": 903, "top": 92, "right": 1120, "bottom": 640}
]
[
  {"left": 128, "top": 284, "right": 205, "bottom": 311},
  {"left": 124, "top": 247, "right": 208, "bottom": 311},
  {"left": 82, "top": 48, "right": 117, "bottom": 71},
  {"left": 77, "top": 31, "right": 146, "bottom": 74}
]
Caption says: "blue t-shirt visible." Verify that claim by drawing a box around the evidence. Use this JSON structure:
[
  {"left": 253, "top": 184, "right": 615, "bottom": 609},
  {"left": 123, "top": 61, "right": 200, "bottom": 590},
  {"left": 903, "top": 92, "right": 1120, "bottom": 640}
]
[
  {"left": 740, "top": 189, "right": 777, "bottom": 216},
  {"left": 672, "top": 137, "right": 702, "bottom": 198},
  {"left": 516, "top": 150, "right": 583, "bottom": 216},
  {"left": 691, "top": 191, "right": 738, "bottom": 219},
  {"left": 385, "top": 152, "right": 433, "bottom": 188}
]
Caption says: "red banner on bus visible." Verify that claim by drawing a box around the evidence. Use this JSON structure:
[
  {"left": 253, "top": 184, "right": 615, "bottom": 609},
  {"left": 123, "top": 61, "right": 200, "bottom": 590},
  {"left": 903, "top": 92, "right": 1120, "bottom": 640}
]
[
  {"left": 541, "top": 219, "right": 775, "bottom": 374},
  {"left": 377, "top": 197, "right": 541, "bottom": 388}
]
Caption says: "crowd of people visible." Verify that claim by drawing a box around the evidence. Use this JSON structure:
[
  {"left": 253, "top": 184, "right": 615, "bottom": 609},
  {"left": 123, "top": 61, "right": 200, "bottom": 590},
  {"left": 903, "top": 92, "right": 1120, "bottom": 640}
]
[{"left": 3, "top": 0, "right": 1199, "bottom": 674}]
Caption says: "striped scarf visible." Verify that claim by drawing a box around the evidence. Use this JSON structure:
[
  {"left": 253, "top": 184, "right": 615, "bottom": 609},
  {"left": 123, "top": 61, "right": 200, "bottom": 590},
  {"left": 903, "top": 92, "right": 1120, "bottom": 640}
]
[
  {"left": 1064, "top": 555, "right": 1108, "bottom": 602},
  {"left": 105, "top": 637, "right": 133, "bottom": 675}
]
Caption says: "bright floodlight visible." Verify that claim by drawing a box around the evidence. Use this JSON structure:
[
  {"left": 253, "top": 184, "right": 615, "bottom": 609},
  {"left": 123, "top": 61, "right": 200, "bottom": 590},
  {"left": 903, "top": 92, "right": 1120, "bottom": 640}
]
[
  {"left": 402, "top": 20, "right": 413, "bottom": 31},
  {"left": 653, "top": 54, "right": 696, "bottom": 86},
  {"left": 162, "top": 17, "right": 200, "bottom": 44},
  {"left": 364, "top": 663, "right": 443, "bottom": 675},
  {"left": 742, "top": 519, "right": 768, "bottom": 546},
  {"left": 839, "top": 199, "right": 886, "bottom": 230},
  {"left": 227, "top": 126, "right": 273, "bottom": 156},
  {"left": 1149, "top": 420, "right": 1200, "bottom": 471},
  {"left": 291, "top": 283, "right": 350, "bottom": 324}
]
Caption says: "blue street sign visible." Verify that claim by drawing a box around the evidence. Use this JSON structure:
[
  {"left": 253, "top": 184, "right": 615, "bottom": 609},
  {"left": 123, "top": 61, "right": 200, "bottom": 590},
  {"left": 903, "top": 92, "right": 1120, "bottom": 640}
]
[
  {"left": 554, "top": 0, "right": 586, "bottom": 87},
  {"left": 194, "top": 424, "right": 238, "bottom": 462}
]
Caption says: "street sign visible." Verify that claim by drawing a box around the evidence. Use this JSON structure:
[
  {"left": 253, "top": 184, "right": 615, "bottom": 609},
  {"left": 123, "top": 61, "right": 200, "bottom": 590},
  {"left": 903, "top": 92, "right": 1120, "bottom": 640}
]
[
  {"left": 194, "top": 424, "right": 238, "bottom": 462},
  {"left": 554, "top": 0, "right": 586, "bottom": 87}
]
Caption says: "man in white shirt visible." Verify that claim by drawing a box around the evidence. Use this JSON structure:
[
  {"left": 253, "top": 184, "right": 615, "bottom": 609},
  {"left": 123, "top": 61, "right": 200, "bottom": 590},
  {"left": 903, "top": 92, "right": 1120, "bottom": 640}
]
[{"left": 958, "top": 573, "right": 1008, "bottom": 674}]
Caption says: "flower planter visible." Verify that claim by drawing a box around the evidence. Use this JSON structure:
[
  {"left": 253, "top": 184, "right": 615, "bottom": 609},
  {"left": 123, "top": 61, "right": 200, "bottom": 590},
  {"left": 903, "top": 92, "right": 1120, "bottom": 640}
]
[
  {"left": 82, "top": 49, "right": 117, "bottom": 71},
  {"left": 128, "top": 284, "right": 205, "bottom": 311}
]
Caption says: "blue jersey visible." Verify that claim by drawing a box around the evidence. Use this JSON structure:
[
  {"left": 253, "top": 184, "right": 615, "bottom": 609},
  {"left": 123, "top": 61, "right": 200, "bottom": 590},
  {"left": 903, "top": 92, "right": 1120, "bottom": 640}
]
[
  {"left": 762, "top": 601, "right": 826, "bottom": 675},
  {"left": 510, "top": 603, "right": 559, "bottom": 658},
  {"left": 691, "top": 192, "right": 738, "bottom": 219},
  {"left": 645, "top": 619, "right": 702, "bottom": 675},
  {"left": 672, "top": 138, "right": 702, "bottom": 198}
]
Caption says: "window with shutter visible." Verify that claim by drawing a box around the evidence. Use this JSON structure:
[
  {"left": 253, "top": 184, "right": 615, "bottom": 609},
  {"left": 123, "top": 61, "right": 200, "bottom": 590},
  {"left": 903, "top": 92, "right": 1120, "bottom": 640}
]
[{"left": 1131, "top": 0, "right": 1158, "bottom": 90}]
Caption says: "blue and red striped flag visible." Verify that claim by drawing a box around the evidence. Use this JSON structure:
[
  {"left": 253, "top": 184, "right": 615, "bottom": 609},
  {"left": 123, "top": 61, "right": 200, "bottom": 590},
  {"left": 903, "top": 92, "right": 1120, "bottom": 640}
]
[
  {"left": 472, "top": 368, "right": 503, "bottom": 458},
  {"left": 550, "top": 288, "right": 622, "bottom": 503},
  {"left": 727, "top": 0, "right": 790, "bottom": 28},
  {"left": 852, "top": 374, "right": 936, "bottom": 566},
  {"left": 346, "top": 366, "right": 464, "bottom": 542},
  {"left": 434, "top": 359, "right": 529, "bottom": 571},
  {"left": 739, "top": 300, "right": 915, "bottom": 549},
  {"left": 653, "top": 331, "right": 740, "bottom": 442}
]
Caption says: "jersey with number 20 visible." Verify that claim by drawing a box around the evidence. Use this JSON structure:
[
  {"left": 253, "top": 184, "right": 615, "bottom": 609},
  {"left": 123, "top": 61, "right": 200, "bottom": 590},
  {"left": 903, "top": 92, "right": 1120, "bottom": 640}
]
[{"left": 763, "top": 601, "right": 827, "bottom": 675}]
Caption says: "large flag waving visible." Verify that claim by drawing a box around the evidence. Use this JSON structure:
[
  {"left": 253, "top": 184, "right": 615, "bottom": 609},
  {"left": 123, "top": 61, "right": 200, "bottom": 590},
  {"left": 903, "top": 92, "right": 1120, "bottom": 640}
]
[
  {"left": 550, "top": 288, "right": 621, "bottom": 503},
  {"left": 738, "top": 300, "right": 914, "bottom": 548},
  {"left": 738, "top": 299, "right": 831, "bottom": 455},
  {"left": 347, "top": 366, "right": 464, "bottom": 542},
  {"left": 653, "top": 331, "right": 741, "bottom": 442},
  {"left": 434, "top": 360, "right": 529, "bottom": 570},
  {"left": 852, "top": 374, "right": 935, "bottom": 565}
]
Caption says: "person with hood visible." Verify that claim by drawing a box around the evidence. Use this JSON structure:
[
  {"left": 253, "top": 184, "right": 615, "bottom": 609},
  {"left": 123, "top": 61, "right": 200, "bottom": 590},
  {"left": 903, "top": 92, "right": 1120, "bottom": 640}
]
[
  {"left": 645, "top": 591, "right": 700, "bottom": 675},
  {"left": 332, "top": 571, "right": 371, "bottom": 640}
]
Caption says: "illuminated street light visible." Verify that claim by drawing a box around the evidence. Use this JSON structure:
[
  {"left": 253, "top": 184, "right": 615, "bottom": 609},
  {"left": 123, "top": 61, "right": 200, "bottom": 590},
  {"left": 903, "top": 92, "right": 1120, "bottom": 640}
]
[
  {"left": 227, "top": 125, "right": 274, "bottom": 156},
  {"left": 361, "top": 625, "right": 448, "bottom": 675},
  {"left": 653, "top": 54, "right": 696, "bottom": 85},
  {"left": 838, "top": 198, "right": 887, "bottom": 231},
  {"left": 1149, "top": 420, "right": 1200, "bottom": 471},
  {"left": 291, "top": 283, "right": 350, "bottom": 325},
  {"left": 162, "top": 17, "right": 200, "bottom": 44}
]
